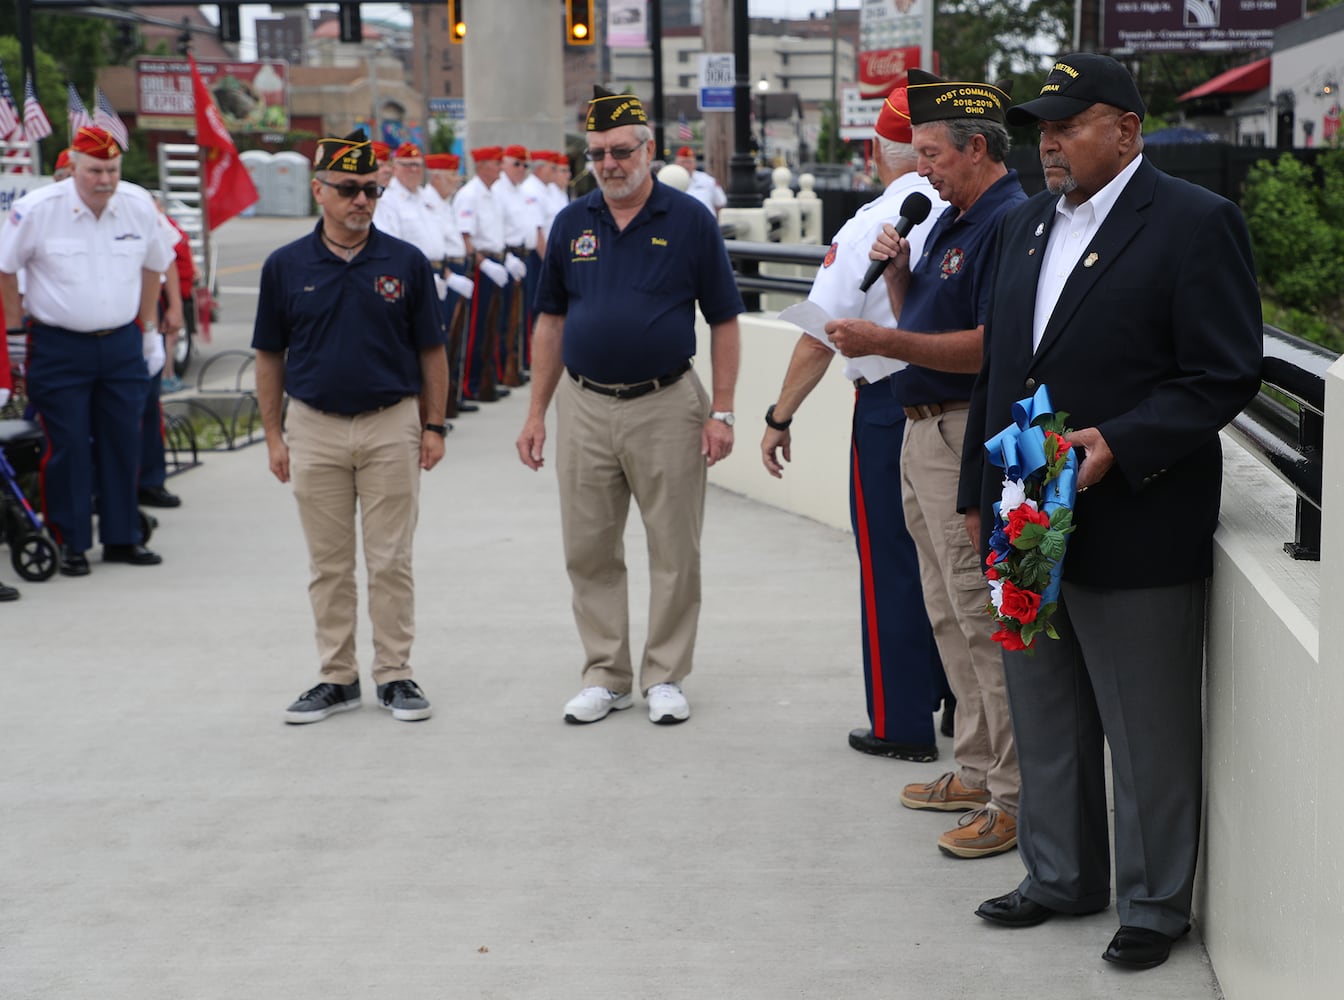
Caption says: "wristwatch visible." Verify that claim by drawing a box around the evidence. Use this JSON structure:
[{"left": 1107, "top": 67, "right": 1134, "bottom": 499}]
[
  {"left": 764, "top": 404, "right": 792, "bottom": 431},
  {"left": 423, "top": 423, "right": 448, "bottom": 436},
  {"left": 710, "top": 410, "right": 735, "bottom": 427}
]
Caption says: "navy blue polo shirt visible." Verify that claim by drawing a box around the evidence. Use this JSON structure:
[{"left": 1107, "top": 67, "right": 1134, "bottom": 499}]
[
  {"left": 896, "top": 170, "right": 1026, "bottom": 405},
  {"left": 534, "top": 179, "right": 744, "bottom": 384},
  {"left": 252, "top": 223, "right": 446, "bottom": 415}
]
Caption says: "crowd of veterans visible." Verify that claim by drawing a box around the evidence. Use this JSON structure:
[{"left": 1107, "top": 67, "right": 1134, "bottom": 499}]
[
  {"left": 1, "top": 126, "right": 192, "bottom": 600},
  {"left": 2, "top": 53, "right": 1265, "bottom": 977}
]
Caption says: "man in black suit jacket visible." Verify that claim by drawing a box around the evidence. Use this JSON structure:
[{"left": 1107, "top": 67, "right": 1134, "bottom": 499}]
[{"left": 958, "top": 54, "right": 1263, "bottom": 970}]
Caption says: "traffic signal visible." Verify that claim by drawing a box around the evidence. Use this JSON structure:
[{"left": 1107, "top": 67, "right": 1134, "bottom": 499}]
[
  {"left": 218, "top": 5, "right": 241, "bottom": 44},
  {"left": 565, "top": 0, "right": 594, "bottom": 46},
  {"left": 449, "top": 0, "right": 466, "bottom": 43},
  {"left": 338, "top": 2, "right": 362, "bottom": 44}
]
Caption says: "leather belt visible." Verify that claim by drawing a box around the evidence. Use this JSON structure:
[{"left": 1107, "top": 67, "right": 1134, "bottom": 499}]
[
  {"left": 505, "top": 245, "right": 526, "bottom": 256},
  {"left": 567, "top": 360, "right": 692, "bottom": 400},
  {"left": 445, "top": 256, "right": 470, "bottom": 268},
  {"left": 853, "top": 375, "right": 890, "bottom": 388},
  {"left": 903, "top": 400, "right": 971, "bottom": 421}
]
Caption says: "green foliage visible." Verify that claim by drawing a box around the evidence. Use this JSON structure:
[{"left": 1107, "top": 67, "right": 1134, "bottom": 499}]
[
  {"left": 934, "top": 1, "right": 1071, "bottom": 81},
  {"left": 1242, "top": 154, "right": 1344, "bottom": 333},
  {"left": 0, "top": 14, "right": 112, "bottom": 94}
]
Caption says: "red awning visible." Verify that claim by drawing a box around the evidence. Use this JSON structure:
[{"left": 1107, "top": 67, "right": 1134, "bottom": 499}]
[{"left": 1178, "top": 58, "right": 1271, "bottom": 102}]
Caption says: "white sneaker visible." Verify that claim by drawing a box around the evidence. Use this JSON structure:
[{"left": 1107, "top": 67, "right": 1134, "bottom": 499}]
[
  {"left": 647, "top": 683, "right": 690, "bottom": 725},
  {"left": 563, "top": 686, "right": 634, "bottom": 724}
]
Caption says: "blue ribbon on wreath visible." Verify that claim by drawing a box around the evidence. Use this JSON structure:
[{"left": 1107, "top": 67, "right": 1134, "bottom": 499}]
[{"left": 983, "top": 384, "right": 1078, "bottom": 608}]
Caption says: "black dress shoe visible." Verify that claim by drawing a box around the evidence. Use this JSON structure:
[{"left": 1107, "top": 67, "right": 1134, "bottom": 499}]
[
  {"left": 847, "top": 728, "right": 937, "bottom": 762},
  {"left": 0, "top": 580, "right": 19, "bottom": 601},
  {"left": 975, "top": 890, "right": 1060, "bottom": 928},
  {"left": 138, "top": 485, "right": 182, "bottom": 508},
  {"left": 1102, "top": 924, "right": 1189, "bottom": 970},
  {"left": 102, "top": 544, "right": 163, "bottom": 566},
  {"left": 457, "top": 401, "right": 480, "bottom": 413},
  {"left": 940, "top": 696, "right": 957, "bottom": 738},
  {"left": 60, "top": 545, "right": 91, "bottom": 577}
]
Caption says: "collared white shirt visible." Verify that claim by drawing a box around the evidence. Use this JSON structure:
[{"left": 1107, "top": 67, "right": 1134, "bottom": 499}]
[
  {"left": 454, "top": 174, "right": 504, "bottom": 254},
  {"left": 437, "top": 193, "right": 467, "bottom": 258},
  {"left": 544, "top": 181, "right": 569, "bottom": 231},
  {"left": 373, "top": 176, "right": 449, "bottom": 262},
  {"left": 491, "top": 173, "right": 543, "bottom": 250},
  {"left": 804, "top": 171, "right": 948, "bottom": 383},
  {"left": 1032, "top": 154, "right": 1145, "bottom": 351},
  {"left": 0, "top": 178, "right": 174, "bottom": 331},
  {"left": 519, "top": 173, "right": 557, "bottom": 235},
  {"left": 685, "top": 169, "right": 727, "bottom": 216}
]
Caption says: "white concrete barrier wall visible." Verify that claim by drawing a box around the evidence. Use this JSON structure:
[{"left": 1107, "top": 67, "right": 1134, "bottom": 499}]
[{"left": 699, "top": 312, "right": 1342, "bottom": 998}]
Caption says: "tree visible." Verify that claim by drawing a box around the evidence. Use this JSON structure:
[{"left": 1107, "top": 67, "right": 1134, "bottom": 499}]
[{"left": 0, "top": 12, "right": 112, "bottom": 95}]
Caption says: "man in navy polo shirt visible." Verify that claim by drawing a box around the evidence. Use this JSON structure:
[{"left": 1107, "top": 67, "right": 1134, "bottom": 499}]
[
  {"left": 826, "top": 70, "right": 1027, "bottom": 860},
  {"left": 516, "top": 86, "right": 743, "bottom": 727},
  {"left": 253, "top": 131, "right": 449, "bottom": 726}
]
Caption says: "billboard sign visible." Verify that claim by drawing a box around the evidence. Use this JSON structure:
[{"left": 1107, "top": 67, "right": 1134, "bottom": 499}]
[
  {"left": 1104, "top": 0, "right": 1304, "bottom": 52},
  {"left": 137, "top": 58, "right": 290, "bottom": 132}
]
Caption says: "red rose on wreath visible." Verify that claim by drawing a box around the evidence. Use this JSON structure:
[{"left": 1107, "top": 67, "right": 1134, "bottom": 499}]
[
  {"left": 1005, "top": 503, "right": 1051, "bottom": 540},
  {"left": 1046, "top": 430, "right": 1071, "bottom": 455},
  {"left": 991, "top": 626, "right": 1029, "bottom": 652},
  {"left": 998, "top": 580, "right": 1042, "bottom": 624}
]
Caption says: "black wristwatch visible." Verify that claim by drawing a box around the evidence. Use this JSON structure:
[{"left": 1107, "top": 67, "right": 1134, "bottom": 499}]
[
  {"left": 765, "top": 404, "right": 792, "bottom": 431},
  {"left": 423, "top": 423, "right": 448, "bottom": 436}
]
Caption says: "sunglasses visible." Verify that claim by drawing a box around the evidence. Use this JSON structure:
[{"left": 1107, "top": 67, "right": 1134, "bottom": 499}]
[
  {"left": 317, "top": 178, "right": 384, "bottom": 200},
  {"left": 583, "top": 145, "right": 641, "bottom": 162}
]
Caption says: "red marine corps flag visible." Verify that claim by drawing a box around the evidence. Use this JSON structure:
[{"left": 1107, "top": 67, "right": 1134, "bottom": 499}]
[{"left": 190, "top": 54, "right": 258, "bottom": 229}]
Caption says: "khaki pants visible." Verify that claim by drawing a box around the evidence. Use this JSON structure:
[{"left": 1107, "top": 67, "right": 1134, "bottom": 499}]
[
  {"left": 555, "top": 369, "right": 709, "bottom": 695},
  {"left": 287, "top": 396, "right": 422, "bottom": 686},
  {"left": 901, "top": 408, "right": 1020, "bottom": 813}
]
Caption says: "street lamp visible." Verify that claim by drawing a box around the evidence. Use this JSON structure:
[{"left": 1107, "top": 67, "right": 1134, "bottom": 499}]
[{"left": 756, "top": 76, "right": 769, "bottom": 168}]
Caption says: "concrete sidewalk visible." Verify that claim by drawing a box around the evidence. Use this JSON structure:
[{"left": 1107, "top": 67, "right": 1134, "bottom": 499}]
[{"left": 1, "top": 298, "right": 1220, "bottom": 999}]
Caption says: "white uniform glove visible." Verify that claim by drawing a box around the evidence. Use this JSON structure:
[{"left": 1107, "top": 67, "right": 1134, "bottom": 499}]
[
  {"left": 433, "top": 274, "right": 449, "bottom": 301},
  {"left": 0, "top": 387, "right": 10, "bottom": 409},
  {"left": 446, "top": 272, "right": 476, "bottom": 300},
  {"left": 143, "top": 329, "right": 166, "bottom": 377},
  {"left": 504, "top": 252, "right": 527, "bottom": 280},
  {"left": 480, "top": 258, "right": 509, "bottom": 288}
]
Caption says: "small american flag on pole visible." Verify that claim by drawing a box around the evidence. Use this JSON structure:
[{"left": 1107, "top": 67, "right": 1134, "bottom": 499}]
[
  {"left": 23, "top": 73, "right": 53, "bottom": 142},
  {"left": 67, "top": 83, "right": 93, "bottom": 137},
  {"left": 94, "top": 86, "right": 130, "bottom": 150},
  {"left": 677, "top": 113, "right": 693, "bottom": 142},
  {"left": 0, "top": 58, "right": 21, "bottom": 139}
]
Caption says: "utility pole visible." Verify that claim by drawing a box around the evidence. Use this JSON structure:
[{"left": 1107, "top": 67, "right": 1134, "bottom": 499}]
[{"left": 703, "top": 0, "right": 731, "bottom": 186}]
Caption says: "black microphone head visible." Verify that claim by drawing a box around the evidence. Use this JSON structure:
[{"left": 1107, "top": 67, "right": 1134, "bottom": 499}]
[{"left": 900, "top": 192, "right": 932, "bottom": 226}]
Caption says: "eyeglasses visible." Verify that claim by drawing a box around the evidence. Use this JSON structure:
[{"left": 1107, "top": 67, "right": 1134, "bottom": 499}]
[
  {"left": 317, "top": 178, "right": 384, "bottom": 200},
  {"left": 583, "top": 145, "right": 641, "bottom": 162}
]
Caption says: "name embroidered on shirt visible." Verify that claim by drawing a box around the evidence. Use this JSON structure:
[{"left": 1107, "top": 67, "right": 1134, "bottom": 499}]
[
  {"left": 650, "top": 237, "right": 667, "bottom": 247},
  {"left": 113, "top": 233, "right": 143, "bottom": 241}
]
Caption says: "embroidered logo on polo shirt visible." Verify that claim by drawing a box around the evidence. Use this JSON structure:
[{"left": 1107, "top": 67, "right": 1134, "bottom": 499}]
[
  {"left": 939, "top": 247, "right": 965, "bottom": 278},
  {"left": 650, "top": 237, "right": 667, "bottom": 247},
  {"left": 823, "top": 241, "right": 838, "bottom": 268},
  {"left": 571, "top": 230, "right": 598, "bottom": 262},
  {"left": 376, "top": 276, "right": 404, "bottom": 302}
]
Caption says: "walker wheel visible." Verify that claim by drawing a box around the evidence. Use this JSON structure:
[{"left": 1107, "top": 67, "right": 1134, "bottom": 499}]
[{"left": 12, "top": 533, "right": 58, "bottom": 582}]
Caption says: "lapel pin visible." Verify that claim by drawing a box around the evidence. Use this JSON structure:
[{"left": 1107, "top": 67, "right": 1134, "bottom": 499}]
[
  {"left": 1028, "top": 248, "right": 1036, "bottom": 256},
  {"left": 1084, "top": 252, "right": 1099, "bottom": 268},
  {"left": 1034, "top": 223, "right": 1044, "bottom": 237}
]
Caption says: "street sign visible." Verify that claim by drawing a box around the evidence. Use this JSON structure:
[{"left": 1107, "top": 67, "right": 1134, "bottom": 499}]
[
  {"left": 698, "top": 53, "right": 735, "bottom": 112},
  {"left": 429, "top": 98, "right": 466, "bottom": 120}
]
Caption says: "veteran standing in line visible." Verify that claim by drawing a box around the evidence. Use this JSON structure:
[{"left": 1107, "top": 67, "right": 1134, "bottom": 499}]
[
  {"left": 253, "top": 133, "right": 449, "bottom": 725},
  {"left": 826, "top": 70, "right": 1027, "bottom": 859},
  {"left": 0, "top": 126, "right": 173, "bottom": 575},
  {"left": 761, "top": 85, "right": 952, "bottom": 763},
  {"left": 516, "top": 86, "right": 743, "bottom": 727},
  {"left": 961, "top": 54, "right": 1262, "bottom": 969}
]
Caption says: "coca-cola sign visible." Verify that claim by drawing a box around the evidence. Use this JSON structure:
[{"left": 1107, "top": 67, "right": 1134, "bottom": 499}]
[{"left": 859, "top": 47, "right": 932, "bottom": 99}]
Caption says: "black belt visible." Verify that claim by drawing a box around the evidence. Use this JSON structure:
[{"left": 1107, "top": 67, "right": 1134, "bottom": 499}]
[
  {"left": 567, "top": 361, "right": 692, "bottom": 400},
  {"left": 853, "top": 375, "right": 891, "bottom": 388},
  {"left": 445, "top": 256, "right": 470, "bottom": 267},
  {"left": 505, "top": 245, "right": 525, "bottom": 256}
]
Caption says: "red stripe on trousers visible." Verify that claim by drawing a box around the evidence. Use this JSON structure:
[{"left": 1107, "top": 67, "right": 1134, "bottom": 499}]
[{"left": 851, "top": 436, "right": 885, "bottom": 734}]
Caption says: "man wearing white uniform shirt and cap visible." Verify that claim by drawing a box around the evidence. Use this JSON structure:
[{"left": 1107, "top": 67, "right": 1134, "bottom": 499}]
[
  {"left": 0, "top": 126, "right": 174, "bottom": 576},
  {"left": 675, "top": 146, "right": 726, "bottom": 217},
  {"left": 760, "top": 87, "right": 952, "bottom": 763}
]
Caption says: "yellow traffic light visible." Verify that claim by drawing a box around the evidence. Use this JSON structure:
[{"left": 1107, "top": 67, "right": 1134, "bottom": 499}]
[
  {"left": 449, "top": 0, "right": 466, "bottom": 43},
  {"left": 566, "top": 0, "right": 594, "bottom": 46}
]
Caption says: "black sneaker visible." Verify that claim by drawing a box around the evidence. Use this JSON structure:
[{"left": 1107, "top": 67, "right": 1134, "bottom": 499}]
[
  {"left": 284, "top": 680, "right": 361, "bottom": 724},
  {"left": 376, "top": 679, "right": 432, "bottom": 722}
]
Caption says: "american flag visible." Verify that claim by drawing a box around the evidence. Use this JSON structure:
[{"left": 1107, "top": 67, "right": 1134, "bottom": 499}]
[
  {"left": 94, "top": 86, "right": 129, "bottom": 150},
  {"left": 677, "top": 113, "right": 693, "bottom": 142},
  {"left": 67, "top": 83, "right": 93, "bottom": 136},
  {"left": 23, "top": 73, "right": 52, "bottom": 142},
  {"left": 0, "top": 58, "right": 21, "bottom": 139}
]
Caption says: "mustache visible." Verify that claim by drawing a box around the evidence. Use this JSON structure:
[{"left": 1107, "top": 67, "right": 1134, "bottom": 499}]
[{"left": 1041, "top": 155, "right": 1070, "bottom": 170}]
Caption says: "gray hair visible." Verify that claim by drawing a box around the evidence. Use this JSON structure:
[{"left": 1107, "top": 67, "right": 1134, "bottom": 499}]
[
  {"left": 875, "top": 135, "right": 918, "bottom": 169},
  {"left": 631, "top": 123, "right": 654, "bottom": 145},
  {"left": 943, "top": 119, "right": 1011, "bottom": 162}
]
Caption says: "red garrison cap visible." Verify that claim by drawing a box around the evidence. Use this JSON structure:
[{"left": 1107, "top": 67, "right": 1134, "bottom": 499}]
[
  {"left": 676, "top": 146, "right": 694, "bottom": 158},
  {"left": 371, "top": 141, "right": 391, "bottom": 162},
  {"left": 394, "top": 142, "right": 423, "bottom": 159},
  {"left": 471, "top": 146, "right": 503, "bottom": 162},
  {"left": 874, "top": 86, "right": 914, "bottom": 143},
  {"left": 503, "top": 144, "right": 528, "bottom": 161},
  {"left": 55, "top": 148, "right": 72, "bottom": 170},
  {"left": 424, "top": 153, "right": 457, "bottom": 170},
  {"left": 72, "top": 127, "right": 121, "bottom": 160}
]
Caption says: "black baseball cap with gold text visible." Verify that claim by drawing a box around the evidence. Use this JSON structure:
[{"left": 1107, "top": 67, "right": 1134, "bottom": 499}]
[{"left": 1006, "top": 53, "right": 1146, "bottom": 125}]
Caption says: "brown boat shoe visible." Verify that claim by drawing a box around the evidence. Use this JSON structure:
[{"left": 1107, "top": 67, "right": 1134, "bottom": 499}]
[
  {"left": 937, "top": 806, "right": 1018, "bottom": 859},
  {"left": 900, "top": 771, "right": 992, "bottom": 812}
]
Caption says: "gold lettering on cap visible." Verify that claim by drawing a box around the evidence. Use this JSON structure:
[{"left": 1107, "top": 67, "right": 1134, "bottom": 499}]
[{"left": 1054, "top": 62, "right": 1080, "bottom": 79}]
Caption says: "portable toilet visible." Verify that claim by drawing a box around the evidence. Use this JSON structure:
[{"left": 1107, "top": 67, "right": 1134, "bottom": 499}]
[
  {"left": 239, "top": 149, "right": 272, "bottom": 216},
  {"left": 270, "top": 151, "right": 313, "bottom": 217}
]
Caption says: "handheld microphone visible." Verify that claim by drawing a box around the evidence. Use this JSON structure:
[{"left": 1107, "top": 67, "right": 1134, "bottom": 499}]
[{"left": 858, "top": 192, "right": 933, "bottom": 293}]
